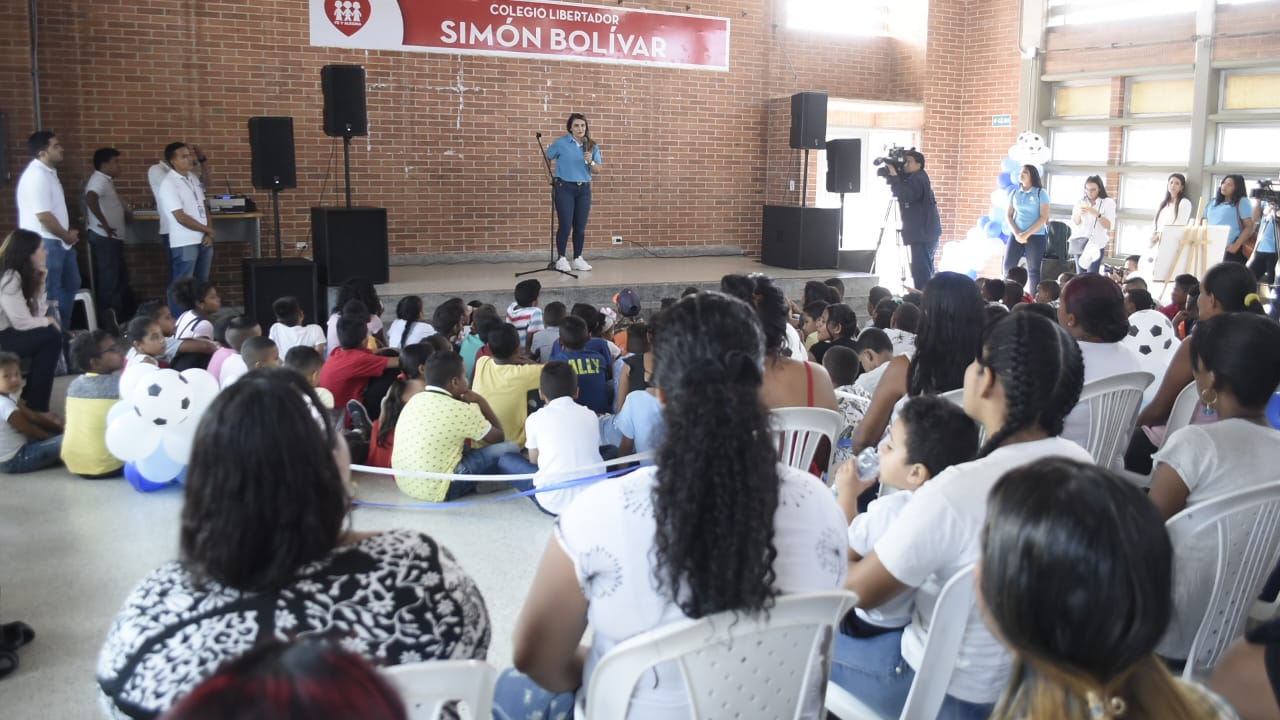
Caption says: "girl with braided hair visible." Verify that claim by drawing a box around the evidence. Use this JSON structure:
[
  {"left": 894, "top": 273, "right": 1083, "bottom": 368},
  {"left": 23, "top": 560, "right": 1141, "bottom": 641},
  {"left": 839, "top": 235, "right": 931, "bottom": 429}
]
[
  {"left": 492, "top": 291, "right": 848, "bottom": 719},
  {"left": 831, "top": 312, "right": 1091, "bottom": 719}
]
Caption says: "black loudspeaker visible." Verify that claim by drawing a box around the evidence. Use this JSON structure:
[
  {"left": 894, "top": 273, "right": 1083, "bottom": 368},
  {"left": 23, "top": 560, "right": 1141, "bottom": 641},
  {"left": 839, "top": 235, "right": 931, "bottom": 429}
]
[
  {"left": 826, "top": 138, "right": 862, "bottom": 194},
  {"left": 322, "top": 65, "right": 368, "bottom": 137},
  {"left": 248, "top": 117, "right": 297, "bottom": 190},
  {"left": 761, "top": 205, "right": 839, "bottom": 270},
  {"left": 1042, "top": 258, "right": 1075, "bottom": 284},
  {"left": 311, "top": 207, "right": 389, "bottom": 285},
  {"left": 789, "top": 92, "right": 828, "bottom": 150},
  {"left": 242, "top": 258, "right": 320, "bottom": 329},
  {"left": 838, "top": 249, "right": 877, "bottom": 272}
]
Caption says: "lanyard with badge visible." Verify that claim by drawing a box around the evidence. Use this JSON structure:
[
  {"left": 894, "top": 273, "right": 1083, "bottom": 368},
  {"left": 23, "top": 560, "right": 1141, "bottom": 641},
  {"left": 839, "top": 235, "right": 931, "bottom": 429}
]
[{"left": 181, "top": 176, "right": 207, "bottom": 224}]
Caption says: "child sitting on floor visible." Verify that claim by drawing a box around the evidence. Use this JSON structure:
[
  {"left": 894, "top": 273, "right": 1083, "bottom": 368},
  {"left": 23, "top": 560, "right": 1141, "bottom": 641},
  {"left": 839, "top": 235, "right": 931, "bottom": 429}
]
[
  {"left": 222, "top": 336, "right": 279, "bottom": 387},
  {"left": 170, "top": 277, "right": 221, "bottom": 340},
  {"left": 62, "top": 331, "right": 124, "bottom": 478},
  {"left": 0, "top": 351, "right": 63, "bottom": 473},
  {"left": 852, "top": 328, "right": 895, "bottom": 396},
  {"left": 522, "top": 361, "right": 607, "bottom": 515},
  {"left": 319, "top": 311, "right": 401, "bottom": 423},
  {"left": 832, "top": 395, "right": 979, "bottom": 636},
  {"left": 551, "top": 315, "right": 611, "bottom": 415},
  {"left": 472, "top": 323, "right": 543, "bottom": 447},
  {"left": 132, "top": 300, "right": 217, "bottom": 369},
  {"left": 462, "top": 306, "right": 501, "bottom": 381},
  {"left": 1035, "top": 280, "right": 1061, "bottom": 307},
  {"left": 268, "top": 295, "right": 327, "bottom": 357},
  {"left": 865, "top": 286, "right": 892, "bottom": 329},
  {"left": 216, "top": 317, "right": 264, "bottom": 388},
  {"left": 801, "top": 301, "right": 828, "bottom": 352},
  {"left": 125, "top": 316, "right": 167, "bottom": 368},
  {"left": 529, "top": 301, "right": 565, "bottom": 363},
  {"left": 366, "top": 343, "right": 432, "bottom": 469},
  {"left": 283, "top": 346, "right": 334, "bottom": 411},
  {"left": 810, "top": 303, "right": 858, "bottom": 364},
  {"left": 506, "top": 279, "right": 544, "bottom": 353}
]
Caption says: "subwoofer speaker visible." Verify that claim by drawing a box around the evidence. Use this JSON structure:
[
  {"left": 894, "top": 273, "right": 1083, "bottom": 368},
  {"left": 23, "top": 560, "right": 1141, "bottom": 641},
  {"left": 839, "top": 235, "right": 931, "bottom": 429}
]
[
  {"left": 310, "top": 207, "right": 389, "bottom": 286},
  {"left": 242, "top": 258, "right": 320, "bottom": 329},
  {"left": 248, "top": 117, "right": 297, "bottom": 190},
  {"left": 322, "top": 64, "right": 368, "bottom": 137},
  {"left": 825, "top": 138, "right": 862, "bottom": 194},
  {"left": 789, "top": 92, "right": 828, "bottom": 150},
  {"left": 761, "top": 205, "right": 839, "bottom": 270}
]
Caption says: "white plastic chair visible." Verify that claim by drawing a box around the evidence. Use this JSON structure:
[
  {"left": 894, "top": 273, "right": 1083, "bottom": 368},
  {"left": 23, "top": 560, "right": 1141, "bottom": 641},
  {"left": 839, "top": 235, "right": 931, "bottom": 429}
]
[
  {"left": 770, "top": 407, "right": 843, "bottom": 474},
  {"left": 579, "top": 590, "right": 858, "bottom": 720},
  {"left": 382, "top": 659, "right": 496, "bottom": 720},
  {"left": 1166, "top": 481, "right": 1280, "bottom": 680},
  {"left": 825, "top": 564, "right": 978, "bottom": 720},
  {"left": 73, "top": 288, "right": 98, "bottom": 332},
  {"left": 1121, "top": 381, "right": 1200, "bottom": 488},
  {"left": 1078, "top": 371, "right": 1153, "bottom": 469}
]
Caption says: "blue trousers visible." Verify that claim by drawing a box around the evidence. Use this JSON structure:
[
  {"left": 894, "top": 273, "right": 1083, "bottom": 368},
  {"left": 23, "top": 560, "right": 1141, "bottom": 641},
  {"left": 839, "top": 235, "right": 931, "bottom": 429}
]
[
  {"left": 491, "top": 667, "right": 576, "bottom": 720},
  {"left": 168, "top": 243, "right": 213, "bottom": 317},
  {"left": 1004, "top": 233, "right": 1048, "bottom": 290},
  {"left": 87, "top": 230, "right": 129, "bottom": 316},
  {"left": 43, "top": 238, "right": 80, "bottom": 332},
  {"left": 442, "top": 442, "right": 537, "bottom": 501},
  {"left": 907, "top": 239, "right": 938, "bottom": 291},
  {"left": 554, "top": 181, "right": 591, "bottom": 259},
  {"left": 0, "top": 435, "right": 64, "bottom": 473},
  {"left": 829, "top": 628, "right": 994, "bottom": 720}
]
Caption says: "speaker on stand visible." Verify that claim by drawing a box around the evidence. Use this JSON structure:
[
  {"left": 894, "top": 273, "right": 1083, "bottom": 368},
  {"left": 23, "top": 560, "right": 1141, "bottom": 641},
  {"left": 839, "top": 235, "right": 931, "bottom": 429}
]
[{"left": 825, "top": 138, "right": 862, "bottom": 253}]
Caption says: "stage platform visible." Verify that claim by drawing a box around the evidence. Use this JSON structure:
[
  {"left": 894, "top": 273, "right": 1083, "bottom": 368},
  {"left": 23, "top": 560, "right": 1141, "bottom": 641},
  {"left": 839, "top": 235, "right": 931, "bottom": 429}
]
[{"left": 365, "top": 255, "right": 879, "bottom": 320}]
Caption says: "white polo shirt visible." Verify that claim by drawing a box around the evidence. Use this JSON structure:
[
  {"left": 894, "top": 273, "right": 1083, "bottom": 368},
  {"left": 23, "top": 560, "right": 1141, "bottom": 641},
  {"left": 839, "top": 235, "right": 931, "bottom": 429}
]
[
  {"left": 85, "top": 170, "right": 125, "bottom": 238},
  {"left": 16, "top": 159, "right": 69, "bottom": 244},
  {"left": 157, "top": 169, "right": 207, "bottom": 248}
]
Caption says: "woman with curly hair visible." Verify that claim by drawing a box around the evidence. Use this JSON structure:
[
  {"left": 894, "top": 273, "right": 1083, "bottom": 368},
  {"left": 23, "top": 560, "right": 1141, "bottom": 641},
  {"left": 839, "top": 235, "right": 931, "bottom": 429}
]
[
  {"left": 492, "top": 291, "right": 848, "bottom": 718},
  {"left": 832, "top": 312, "right": 1091, "bottom": 718}
]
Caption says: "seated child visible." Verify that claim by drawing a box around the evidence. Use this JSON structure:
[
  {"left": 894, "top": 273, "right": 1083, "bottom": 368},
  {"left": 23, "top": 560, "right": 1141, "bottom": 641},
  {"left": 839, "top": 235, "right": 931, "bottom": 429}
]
[
  {"left": 872, "top": 298, "right": 898, "bottom": 330},
  {"left": 366, "top": 343, "right": 432, "bottom": 468},
  {"left": 222, "top": 336, "right": 279, "bottom": 387},
  {"left": 133, "top": 300, "right": 217, "bottom": 368},
  {"left": 1005, "top": 266, "right": 1034, "bottom": 303},
  {"left": 387, "top": 295, "right": 436, "bottom": 350},
  {"left": 852, "top": 328, "right": 895, "bottom": 396},
  {"left": 823, "top": 346, "right": 872, "bottom": 469},
  {"left": 319, "top": 312, "right": 400, "bottom": 422},
  {"left": 472, "top": 324, "right": 542, "bottom": 447},
  {"left": 430, "top": 302, "right": 465, "bottom": 345},
  {"left": 886, "top": 303, "right": 919, "bottom": 358},
  {"left": 529, "top": 301, "right": 565, "bottom": 363},
  {"left": 62, "top": 331, "right": 124, "bottom": 478},
  {"left": 1035, "top": 280, "right": 1061, "bottom": 307},
  {"left": 1125, "top": 288, "right": 1156, "bottom": 314},
  {"left": 390, "top": 351, "right": 527, "bottom": 502},
  {"left": 216, "top": 317, "right": 264, "bottom": 388},
  {"left": 1003, "top": 282, "right": 1025, "bottom": 309},
  {"left": 125, "top": 315, "right": 167, "bottom": 368},
  {"left": 463, "top": 306, "right": 501, "bottom": 381},
  {"left": 325, "top": 280, "right": 385, "bottom": 357},
  {"left": 170, "top": 277, "right": 220, "bottom": 340},
  {"left": 506, "top": 279, "right": 544, "bottom": 353},
  {"left": 523, "top": 361, "right": 607, "bottom": 515},
  {"left": 268, "top": 295, "right": 327, "bottom": 357},
  {"left": 982, "top": 278, "right": 1007, "bottom": 305},
  {"left": 801, "top": 301, "right": 828, "bottom": 352},
  {"left": 833, "top": 395, "right": 979, "bottom": 636},
  {"left": 551, "top": 315, "right": 611, "bottom": 415},
  {"left": 0, "top": 351, "right": 63, "bottom": 473},
  {"left": 208, "top": 314, "right": 253, "bottom": 381},
  {"left": 1057, "top": 271, "right": 1077, "bottom": 287},
  {"left": 283, "top": 346, "right": 334, "bottom": 411},
  {"left": 864, "top": 286, "right": 892, "bottom": 329},
  {"left": 810, "top": 303, "right": 858, "bottom": 364}
]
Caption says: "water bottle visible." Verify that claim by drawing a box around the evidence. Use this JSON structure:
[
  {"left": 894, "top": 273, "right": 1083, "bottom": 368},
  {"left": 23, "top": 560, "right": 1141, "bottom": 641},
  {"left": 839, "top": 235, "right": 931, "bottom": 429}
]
[{"left": 856, "top": 446, "right": 880, "bottom": 480}]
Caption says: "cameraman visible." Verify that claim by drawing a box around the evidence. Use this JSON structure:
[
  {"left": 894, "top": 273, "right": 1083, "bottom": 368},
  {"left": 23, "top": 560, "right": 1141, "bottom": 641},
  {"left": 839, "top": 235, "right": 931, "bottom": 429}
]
[
  {"left": 885, "top": 150, "right": 941, "bottom": 290},
  {"left": 1248, "top": 178, "right": 1278, "bottom": 284}
]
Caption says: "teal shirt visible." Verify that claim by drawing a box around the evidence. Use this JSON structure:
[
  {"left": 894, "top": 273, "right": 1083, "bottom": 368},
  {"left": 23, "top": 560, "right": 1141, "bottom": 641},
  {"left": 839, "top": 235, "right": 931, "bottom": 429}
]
[
  {"left": 1206, "top": 197, "right": 1254, "bottom": 245},
  {"left": 1008, "top": 187, "right": 1049, "bottom": 235}
]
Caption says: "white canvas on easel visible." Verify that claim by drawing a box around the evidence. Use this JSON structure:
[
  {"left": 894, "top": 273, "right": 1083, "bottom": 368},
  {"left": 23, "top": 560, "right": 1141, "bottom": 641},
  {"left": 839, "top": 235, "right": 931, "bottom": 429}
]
[{"left": 1153, "top": 224, "right": 1230, "bottom": 282}]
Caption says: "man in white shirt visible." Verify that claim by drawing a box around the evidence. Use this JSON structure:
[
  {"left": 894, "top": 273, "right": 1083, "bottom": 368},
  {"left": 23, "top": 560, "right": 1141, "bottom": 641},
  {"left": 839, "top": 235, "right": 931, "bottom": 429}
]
[
  {"left": 16, "top": 131, "right": 79, "bottom": 333},
  {"left": 156, "top": 143, "right": 215, "bottom": 314},
  {"left": 149, "top": 141, "right": 211, "bottom": 314},
  {"left": 84, "top": 147, "right": 133, "bottom": 319}
]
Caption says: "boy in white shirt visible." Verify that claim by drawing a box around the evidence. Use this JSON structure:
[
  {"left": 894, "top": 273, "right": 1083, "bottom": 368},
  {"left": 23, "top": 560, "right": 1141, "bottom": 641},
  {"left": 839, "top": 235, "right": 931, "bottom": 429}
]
[
  {"left": 832, "top": 395, "right": 980, "bottom": 636},
  {"left": 852, "top": 328, "right": 895, "bottom": 396},
  {"left": 523, "top": 361, "right": 606, "bottom": 515},
  {"left": 268, "top": 295, "right": 327, "bottom": 357}
]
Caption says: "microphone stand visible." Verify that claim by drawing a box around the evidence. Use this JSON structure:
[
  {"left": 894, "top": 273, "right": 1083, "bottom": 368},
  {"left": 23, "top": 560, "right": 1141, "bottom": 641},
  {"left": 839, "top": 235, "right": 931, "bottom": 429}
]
[{"left": 517, "top": 132, "right": 578, "bottom": 279}]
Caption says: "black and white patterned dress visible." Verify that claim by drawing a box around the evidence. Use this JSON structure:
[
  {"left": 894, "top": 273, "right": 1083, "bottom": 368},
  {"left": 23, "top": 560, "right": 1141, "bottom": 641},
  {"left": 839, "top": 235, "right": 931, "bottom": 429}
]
[{"left": 96, "top": 530, "right": 490, "bottom": 719}]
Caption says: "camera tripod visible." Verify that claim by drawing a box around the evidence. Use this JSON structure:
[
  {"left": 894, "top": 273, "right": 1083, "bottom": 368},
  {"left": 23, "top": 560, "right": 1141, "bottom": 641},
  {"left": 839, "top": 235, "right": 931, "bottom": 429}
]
[{"left": 871, "top": 197, "right": 909, "bottom": 290}]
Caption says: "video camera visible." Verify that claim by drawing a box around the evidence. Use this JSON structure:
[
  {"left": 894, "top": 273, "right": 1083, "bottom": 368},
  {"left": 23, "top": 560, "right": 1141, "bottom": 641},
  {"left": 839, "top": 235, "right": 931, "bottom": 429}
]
[
  {"left": 874, "top": 145, "right": 913, "bottom": 179},
  {"left": 1250, "top": 178, "right": 1279, "bottom": 207}
]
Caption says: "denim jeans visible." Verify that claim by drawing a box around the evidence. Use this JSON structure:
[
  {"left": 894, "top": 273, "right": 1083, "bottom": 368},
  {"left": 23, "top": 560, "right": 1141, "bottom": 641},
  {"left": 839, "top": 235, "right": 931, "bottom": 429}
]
[
  {"left": 908, "top": 239, "right": 939, "bottom": 291},
  {"left": 829, "top": 629, "right": 994, "bottom": 720},
  {"left": 443, "top": 441, "right": 529, "bottom": 500},
  {"left": 168, "top": 243, "right": 213, "bottom": 316},
  {"left": 1003, "top": 233, "right": 1048, "bottom": 290},
  {"left": 491, "top": 667, "right": 577, "bottom": 720},
  {"left": 553, "top": 181, "right": 592, "bottom": 258},
  {"left": 0, "top": 435, "right": 64, "bottom": 473},
  {"left": 86, "top": 229, "right": 128, "bottom": 316},
  {"left": 43, "top": 237, "right": 81, "bottom": 332},
  {"left": 0, "top": 326, "right": 62, "bottom": 412}
]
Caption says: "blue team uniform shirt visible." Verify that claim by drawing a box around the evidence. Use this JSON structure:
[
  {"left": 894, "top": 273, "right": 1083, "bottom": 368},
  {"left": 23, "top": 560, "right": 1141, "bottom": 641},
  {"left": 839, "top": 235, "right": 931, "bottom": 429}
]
[
  {"left": 547, "top": 135, "right": 601, "bottom": 183},
  {"left": 1007, "top": 186, "right": 1049, "bottom": 235},
  {"left": 550, "top": 346, "right": 611, "bottom": 414},
  {"left": 1257, "top": 201, "right": 1278, "bottom": 254},
  {"left": 1206, "top": 197, "right": 1254, "bottom": 245}
]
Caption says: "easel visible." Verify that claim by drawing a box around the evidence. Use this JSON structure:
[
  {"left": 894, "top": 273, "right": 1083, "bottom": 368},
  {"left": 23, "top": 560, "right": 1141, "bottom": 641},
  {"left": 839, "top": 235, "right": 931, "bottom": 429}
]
[{"left": 1159, "top": 198, "right": 1209, "bottom": 299}]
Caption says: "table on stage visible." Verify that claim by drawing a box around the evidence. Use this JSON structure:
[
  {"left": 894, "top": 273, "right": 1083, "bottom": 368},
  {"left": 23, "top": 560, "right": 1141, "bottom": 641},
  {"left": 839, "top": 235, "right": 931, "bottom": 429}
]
[{"left": 126, "top": 209, "right": 264, "bottom": 258}]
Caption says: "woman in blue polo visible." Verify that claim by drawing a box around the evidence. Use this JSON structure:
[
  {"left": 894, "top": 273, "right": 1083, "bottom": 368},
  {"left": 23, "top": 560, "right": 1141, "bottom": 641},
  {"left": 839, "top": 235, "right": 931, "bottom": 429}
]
[
  {"left": 1248, "top": 193, "right": 1277, "bottom": 283},
  {"left": 1205, "top": 174, "right": 1254, "bottom": 263},
  {"left": 1004, "top": 164, "right": 1051, "bottom": 291},
  {"left": 546, "top": 113, "right": 602, "bottom": 273}
]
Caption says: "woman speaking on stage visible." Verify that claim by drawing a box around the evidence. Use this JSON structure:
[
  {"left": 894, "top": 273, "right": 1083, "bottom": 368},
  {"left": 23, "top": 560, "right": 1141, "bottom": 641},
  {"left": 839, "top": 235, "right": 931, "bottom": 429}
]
[{"left": 546, "top": 113, "right": 601, "bottom": 272}]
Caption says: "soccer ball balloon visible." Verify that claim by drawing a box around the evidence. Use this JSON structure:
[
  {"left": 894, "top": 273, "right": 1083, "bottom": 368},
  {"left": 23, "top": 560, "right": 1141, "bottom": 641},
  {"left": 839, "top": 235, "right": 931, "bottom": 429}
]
[{"left": 129, "top": 370, "right": 194, "bottom": 428}]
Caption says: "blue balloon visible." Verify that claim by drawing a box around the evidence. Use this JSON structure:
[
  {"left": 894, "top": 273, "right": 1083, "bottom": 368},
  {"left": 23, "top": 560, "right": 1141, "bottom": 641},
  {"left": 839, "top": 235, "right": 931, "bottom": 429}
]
[
  {"left": 966, "top": 269, "right": 978, "bottom": 280},
  {"left": 125, "top": 462, "right": 171, "bottom": 493},
  {"left": 999, "top": 230, "right": 1012, "bottom": 243},
  {"left": 1268, "top": 392, "right": 1280, "bottom": 430},
  {"left": 985, "top": 222, "right": 1003, "bottom": 239},
  {"left": 977, "top": 216, "right": 991, "bottom": 230},
  {"left": 1001, "top": 156, "right": 1020, "bottom": 174},
  {"left": 998, "top": 172, "right": 1014, "bottom": 189}
]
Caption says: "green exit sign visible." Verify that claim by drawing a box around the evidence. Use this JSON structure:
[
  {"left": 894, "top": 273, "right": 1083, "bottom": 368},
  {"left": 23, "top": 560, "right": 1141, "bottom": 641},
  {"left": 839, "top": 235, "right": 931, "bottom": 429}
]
[{"left": 991, "top": 114, "right": 1012, "bottom": 127}]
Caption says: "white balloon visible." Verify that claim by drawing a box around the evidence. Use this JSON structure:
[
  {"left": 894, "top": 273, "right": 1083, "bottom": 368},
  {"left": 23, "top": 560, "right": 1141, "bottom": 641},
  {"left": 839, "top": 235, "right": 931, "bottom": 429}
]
[
  {"left": 106, "top": 410, "right": 161, "bottom": 461},
  {"left": 180, "top": 369, "right": 220, "bottom": 414},
  {"left": 162, "top": 426, "right": 197, "bottom": 463},
  {"left": 130, "top": 369, "right": 195, "bottom": 429},
  {"left": 990, "top": 189, "right": 1011, "bottom": 209},
  {"left": 118, "top": 362, "right": 158, "bottom": 402},
  {"left": 966, "top": 226, "right": 987, "bottom": 244}
]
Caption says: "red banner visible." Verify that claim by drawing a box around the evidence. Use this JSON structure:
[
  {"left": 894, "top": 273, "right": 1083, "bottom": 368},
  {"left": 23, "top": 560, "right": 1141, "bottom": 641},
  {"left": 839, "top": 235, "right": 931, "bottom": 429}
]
[{"left": 312, "top": 0, "right": 730, "bottom": 71}]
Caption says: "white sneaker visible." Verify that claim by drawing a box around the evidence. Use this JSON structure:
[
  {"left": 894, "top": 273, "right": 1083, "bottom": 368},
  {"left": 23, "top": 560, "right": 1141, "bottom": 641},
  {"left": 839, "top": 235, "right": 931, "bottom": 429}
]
[
  {"left": 555, "top": 256, "right": 572, "bottom": 272},
  {"left": 571, "top": 256, "right": 593, "bottom": 271}
]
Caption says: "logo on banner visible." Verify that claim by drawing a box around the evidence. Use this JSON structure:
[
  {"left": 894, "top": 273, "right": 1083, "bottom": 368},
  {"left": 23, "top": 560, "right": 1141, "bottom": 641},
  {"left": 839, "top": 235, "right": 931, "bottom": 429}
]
[{"left": 328, "top": 0, "right": 370, "bottom": 36}]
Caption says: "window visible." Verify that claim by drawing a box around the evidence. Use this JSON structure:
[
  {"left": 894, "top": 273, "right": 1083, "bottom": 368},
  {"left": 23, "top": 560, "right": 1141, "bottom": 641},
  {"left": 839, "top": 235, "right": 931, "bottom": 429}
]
[
  {"left": 1053, "top": 84, "right": 1110, "bottom": 118},
  {"left": 1048, "top": 0, "right": 1196, "bottom": 26},
  {"left": 1050, "top": 130, "right": 1109, "bottom": 163},
  {"left": 1048, "top": 173, "right": 1092, "bottom": 207},
  {"left": 786, "top": 0, "right": 888, "bottom": 36},
  {"left": 1218, "top": 125, "right": 1280, "bottom": 165},
  {"left": 1120, "top": 175, "right": 1174, "bottom": 211},
  {"left": 1116, "top": 220, "right": 1155, "bottom": 256},
  {"left": 1124, "top": 126, "right": 1191, "bottom": 163},
  {"left": 1222, "top": 72, "right": 1280, "bottom": 111},
  {"left": 1128, "top": 78, "right": 1194, "bottom": 116}
]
